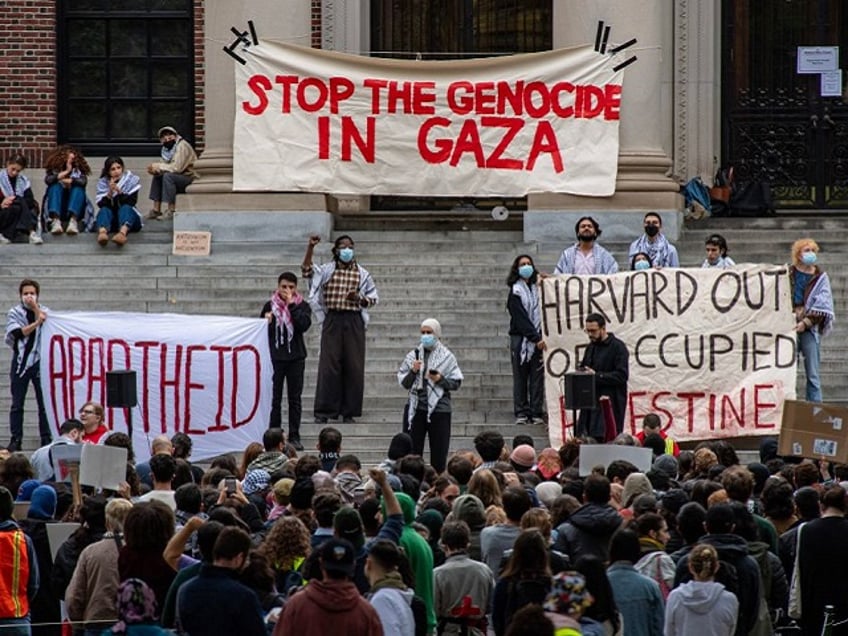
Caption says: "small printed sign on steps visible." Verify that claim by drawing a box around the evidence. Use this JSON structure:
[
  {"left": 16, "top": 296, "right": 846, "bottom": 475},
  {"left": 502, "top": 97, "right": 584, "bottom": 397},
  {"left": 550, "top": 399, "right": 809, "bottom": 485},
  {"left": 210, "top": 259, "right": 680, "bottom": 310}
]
[{"left": 173, "top": 231, "right": 211, "bottom": 256}]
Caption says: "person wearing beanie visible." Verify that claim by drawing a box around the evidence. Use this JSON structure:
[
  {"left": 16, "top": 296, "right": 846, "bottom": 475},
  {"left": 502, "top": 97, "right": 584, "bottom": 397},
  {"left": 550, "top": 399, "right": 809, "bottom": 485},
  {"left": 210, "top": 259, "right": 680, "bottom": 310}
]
[
  {"left": 15, "top": 479, "right": 41, "bottom": 503},
  {"left": 397, "top": 318, "right": 463, "bottom": 473},
  {"left": 0, "top": 485, "right": 40, "bottom": 633},
  {"left": 448, "top": 494, "right": 487, "bottom": 561},
  {"left": 510, "top": 444, "right": 536, "bottom": 473},
  {"left": 146, "top": 125, "right": 197, "bottom": 220},
  {"left": 19, "top": 485, "right": 59, "bottom": 635},
  {"left": 543, "top": 570, "right": 603, "bottom": 636}
]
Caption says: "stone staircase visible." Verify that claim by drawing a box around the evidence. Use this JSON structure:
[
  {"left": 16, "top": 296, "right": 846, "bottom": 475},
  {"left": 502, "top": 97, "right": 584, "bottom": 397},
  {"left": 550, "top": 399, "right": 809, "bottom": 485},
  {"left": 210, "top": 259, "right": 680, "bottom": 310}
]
[{"left": 3, "top": 212, "right": 846, "bottom": 465}]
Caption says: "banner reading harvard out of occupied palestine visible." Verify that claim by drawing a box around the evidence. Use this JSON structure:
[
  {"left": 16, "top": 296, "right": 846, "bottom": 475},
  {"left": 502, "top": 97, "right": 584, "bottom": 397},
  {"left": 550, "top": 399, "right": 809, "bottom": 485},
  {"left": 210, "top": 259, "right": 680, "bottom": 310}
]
[
  {"left": 39, "top": 312, "right": 272, "bottom": 461},
  {"left": 233, "top": 41, "right": 624, "bottom": 197},
  {"left": 541, "top": 265, "right": 797, "bottom": 446}
]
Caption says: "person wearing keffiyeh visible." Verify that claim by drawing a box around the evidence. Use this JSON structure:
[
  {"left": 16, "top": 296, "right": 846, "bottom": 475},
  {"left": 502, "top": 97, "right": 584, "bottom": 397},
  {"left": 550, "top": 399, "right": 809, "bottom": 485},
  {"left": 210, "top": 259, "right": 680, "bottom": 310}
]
[
  {"left": 397, "top": 318, "right": 463, "bottom": 473},
  {"left": 627, "top": 212, "right": 680, "bottom": 268},
  {"left": 96, "top": 156, "right": 144, "bottom": 247},
  {"left": 261, "top": 272, "right": 312, "bottom": 449},
  {"left": 790, "top": 238, "right": 835, "bottom": 402},
  {"left": 146, "top": 125, "right": 197, "bottom": 220},
  {"left": 506, "top": 254, "right": 546, "bottom": 426},
  {"left": 0, "top": 154, "right": 41, "bottom": 245}
]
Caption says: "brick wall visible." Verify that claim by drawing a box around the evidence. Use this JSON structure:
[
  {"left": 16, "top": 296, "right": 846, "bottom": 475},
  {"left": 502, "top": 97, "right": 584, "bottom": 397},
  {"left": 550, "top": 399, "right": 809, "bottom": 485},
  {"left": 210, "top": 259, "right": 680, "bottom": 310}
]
[
  {"left": 0, "top": 1, "right": 206, "bottom": 166},
  {"left": 0, "top": 1, "right": 56, "bottom": 168}
]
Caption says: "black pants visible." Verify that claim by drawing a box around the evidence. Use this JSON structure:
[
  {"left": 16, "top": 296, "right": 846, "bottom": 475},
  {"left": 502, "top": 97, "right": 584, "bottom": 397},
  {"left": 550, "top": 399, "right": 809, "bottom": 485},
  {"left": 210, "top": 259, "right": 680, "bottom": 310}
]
[
  {"left": 269, "top": 358, "right": 305, "bottom": 440},
  {"left": 0, "top": 202, "right": 31, "bottom": 241},
  {"left": 314, "top": 311, "right": 365, "bottom": 419},
  {"left": 403, "top": 404, "right": 451, "bottom": 473},
  {"left": 510, "top": 337, "right": 545, "bottom": 419},
  {"left": 10, "top": 364, "right": 52, "bottom": 443}
]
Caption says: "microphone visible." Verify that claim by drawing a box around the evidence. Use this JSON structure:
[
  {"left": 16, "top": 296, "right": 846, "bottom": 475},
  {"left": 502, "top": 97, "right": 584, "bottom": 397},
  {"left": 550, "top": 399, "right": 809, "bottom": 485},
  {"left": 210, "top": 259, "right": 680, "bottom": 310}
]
[{"left": 414, "top": 349, "right": 419, "bottom": 360}]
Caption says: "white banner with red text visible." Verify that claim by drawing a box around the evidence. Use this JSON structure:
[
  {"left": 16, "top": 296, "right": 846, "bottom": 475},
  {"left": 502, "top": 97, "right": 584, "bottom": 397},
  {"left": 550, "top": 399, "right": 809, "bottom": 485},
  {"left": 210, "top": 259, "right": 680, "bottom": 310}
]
[
  {"left": 541, "top": 265, "right": 797, "bottom": 446},
  {"left": 233, "top": 41, "right": 624, "bottom": 197},
  {"left": 39, "top": 312, "right": 272, "bottom": 461}
]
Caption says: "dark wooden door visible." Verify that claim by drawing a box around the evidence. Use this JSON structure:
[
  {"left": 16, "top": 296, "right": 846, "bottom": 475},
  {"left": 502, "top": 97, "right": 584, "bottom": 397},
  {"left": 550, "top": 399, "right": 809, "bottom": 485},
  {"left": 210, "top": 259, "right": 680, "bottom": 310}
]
[{"left": 723, "top": 0, "right": 848, "bottom": 208}]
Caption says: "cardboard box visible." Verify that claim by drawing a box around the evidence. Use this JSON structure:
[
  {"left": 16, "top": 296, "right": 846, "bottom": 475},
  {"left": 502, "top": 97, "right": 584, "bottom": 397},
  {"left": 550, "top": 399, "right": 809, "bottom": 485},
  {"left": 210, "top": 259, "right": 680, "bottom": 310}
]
[{"left": 778, "top": 399, "right": 848, "bottom": 462}]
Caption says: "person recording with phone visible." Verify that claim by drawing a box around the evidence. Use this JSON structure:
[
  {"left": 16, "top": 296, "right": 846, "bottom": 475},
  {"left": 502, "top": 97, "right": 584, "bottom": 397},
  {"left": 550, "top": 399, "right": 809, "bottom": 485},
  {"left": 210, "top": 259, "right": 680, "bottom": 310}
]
[{"left": 397, "top": 319, "right": 462, "bottom": 473}]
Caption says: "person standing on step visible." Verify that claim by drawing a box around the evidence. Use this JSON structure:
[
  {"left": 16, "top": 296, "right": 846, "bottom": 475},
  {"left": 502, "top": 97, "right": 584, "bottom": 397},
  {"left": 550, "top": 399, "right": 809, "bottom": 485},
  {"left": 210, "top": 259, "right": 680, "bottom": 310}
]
[
  {"left": 146, "top": 125, "right": 197, "bottom": 220},
  {"left": 43, "top": 144, "right": 92, "bottom": 237},
  {"left": 507, "top": 255, "right": 546, "bottom": 426},
  {"left": 790, "top": 238, "right": 834, "bottom": 403},
  {"left": 627, "top": 212, "right": 679, "bottom": 268},
  {"left": 303, "top": 234, "right": 378, "bottom": 425},
  {"left": 95, "top": 156, "right": 143, "bottom": 247},
  {"left": 5, "top": 279, "right": 52, "bottom": 451},
  {"left": 553, "top": 216, "right": 619, "bottom": 275},
  {"left": 262, "top": 271, "right": 312, "bottom": 450},
  {"left": 398, "top": 318, "right": 462, "bottom": 474}
]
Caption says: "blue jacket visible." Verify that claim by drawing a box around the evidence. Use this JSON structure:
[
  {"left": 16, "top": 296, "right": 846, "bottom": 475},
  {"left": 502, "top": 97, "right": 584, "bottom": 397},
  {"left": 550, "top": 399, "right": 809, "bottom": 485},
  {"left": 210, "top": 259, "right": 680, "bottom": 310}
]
[{"left": 606, "top": 562, "right": 664, "bottom": 636}]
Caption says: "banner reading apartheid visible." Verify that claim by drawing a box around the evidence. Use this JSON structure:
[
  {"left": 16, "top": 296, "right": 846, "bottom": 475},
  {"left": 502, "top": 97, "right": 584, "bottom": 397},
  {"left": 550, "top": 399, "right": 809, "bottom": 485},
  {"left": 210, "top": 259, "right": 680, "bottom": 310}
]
[
  {"left": 39, "top": 312, "right": 272, "bottom": 461},
  {"left": 233, "top": 41, "right": 625, "bottom": 197},
  {"left": 541, "top": 265, "right": 797, "bottom": 446}
]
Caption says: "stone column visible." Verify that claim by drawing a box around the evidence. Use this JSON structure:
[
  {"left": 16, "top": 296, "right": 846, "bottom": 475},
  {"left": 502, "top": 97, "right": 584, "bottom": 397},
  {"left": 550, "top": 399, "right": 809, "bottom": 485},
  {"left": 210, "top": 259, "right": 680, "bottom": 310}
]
[
  {"left": 181, "top": 2, "right": 329, "bottom": 239},
  {"left": 526, "top": 0, "right": 682, "bottom": 242}
]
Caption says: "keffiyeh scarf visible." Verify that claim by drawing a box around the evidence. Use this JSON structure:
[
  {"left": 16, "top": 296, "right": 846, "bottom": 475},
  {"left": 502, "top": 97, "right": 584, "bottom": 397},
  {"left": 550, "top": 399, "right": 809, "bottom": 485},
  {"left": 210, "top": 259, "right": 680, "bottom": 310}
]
[
  {"left": 511, "top": 280, "right": 541, "bottom": 364},
  {"left": 95, "top": 170, "right": 141, "bottom": 204},
  {"left": 631, "top": 233, "right": 673, "bottom": 267},
  {"left": 400, "top": 341, "right": 463, "bottom": 430},
  {"left": 0, "top": 169, "right": 30, "bottom": 197},
  {"left": 270, "top": 288, "right": 304, "bottom": 352}
]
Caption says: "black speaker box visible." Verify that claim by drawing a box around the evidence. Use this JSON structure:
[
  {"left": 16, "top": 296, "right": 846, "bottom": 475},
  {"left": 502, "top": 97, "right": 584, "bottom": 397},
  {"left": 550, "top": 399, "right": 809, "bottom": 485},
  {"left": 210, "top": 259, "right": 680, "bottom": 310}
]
[
  {"left": 564, "top": 371, "right": 596, "bottom": 410},
  {"left": 106, "top": 370, "right": 138, "bottom": 408}
]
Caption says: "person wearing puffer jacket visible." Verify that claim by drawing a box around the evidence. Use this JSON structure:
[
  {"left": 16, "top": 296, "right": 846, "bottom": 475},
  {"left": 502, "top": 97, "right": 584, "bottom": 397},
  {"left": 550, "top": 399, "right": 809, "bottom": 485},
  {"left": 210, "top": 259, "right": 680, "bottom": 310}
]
[
  {"left": 447, "top": 494, "right": 487, "bottom": 562},
  {"left": 665, "top": 543, "right": 738, "bottom": 636}
]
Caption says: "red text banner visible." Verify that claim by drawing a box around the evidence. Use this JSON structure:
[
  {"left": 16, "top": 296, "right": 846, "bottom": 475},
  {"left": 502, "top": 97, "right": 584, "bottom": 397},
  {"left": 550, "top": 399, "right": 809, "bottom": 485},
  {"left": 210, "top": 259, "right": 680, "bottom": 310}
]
[
  {"left": 39, "top": 312, "right": 272, "bottom": 461},
  {"left": 233, "top": 41, "right": 624, "bottom": 197},
  {"left": 541, "top": 265, "right": 797, "bottom": 446}
]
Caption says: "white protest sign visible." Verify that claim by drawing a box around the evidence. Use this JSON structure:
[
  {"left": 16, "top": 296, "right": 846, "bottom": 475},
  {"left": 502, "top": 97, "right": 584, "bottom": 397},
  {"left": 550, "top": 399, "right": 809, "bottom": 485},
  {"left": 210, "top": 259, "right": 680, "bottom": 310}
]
[
  {"left": 40, "top": 312, "right": 272, "bottom": 461},
  {"left": 542, "top": 265, "right": 797, "bottom": 446},
  {"left": 80, "top": 444, "right": 128, "bottom": 491},
  {"left": 578, "top": 444, "right": 653, "bottom": 476},
  {"left": 51, "top": 443, "right": 82, "bottom": 484},
  {"left": 234, "top": 42, "right": 624, "bottom": 197}
]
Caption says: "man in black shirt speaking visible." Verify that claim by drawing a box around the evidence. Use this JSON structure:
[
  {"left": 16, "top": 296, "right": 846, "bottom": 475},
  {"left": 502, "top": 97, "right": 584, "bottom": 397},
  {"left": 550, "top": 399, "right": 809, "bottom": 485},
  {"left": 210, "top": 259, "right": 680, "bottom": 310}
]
[{"left": 576, "top": 313, "right": 629, "bottom": 441}]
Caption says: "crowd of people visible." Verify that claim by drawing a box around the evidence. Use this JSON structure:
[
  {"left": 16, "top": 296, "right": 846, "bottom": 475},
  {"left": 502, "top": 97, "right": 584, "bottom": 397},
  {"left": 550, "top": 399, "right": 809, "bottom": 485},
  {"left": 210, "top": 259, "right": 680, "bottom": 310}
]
[
  {"left": 0, "top": 420, "right": 845, "bottom": 635},
  {"left": 0, "top": 127, "right": 196, "bottom": 248}
]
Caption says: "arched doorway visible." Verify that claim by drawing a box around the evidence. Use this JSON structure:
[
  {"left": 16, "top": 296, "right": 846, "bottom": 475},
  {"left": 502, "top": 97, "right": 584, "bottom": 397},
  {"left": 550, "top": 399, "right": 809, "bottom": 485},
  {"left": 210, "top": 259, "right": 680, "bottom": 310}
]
[{"left": 723, "top": 0, "right": 848, "bottom": 209}]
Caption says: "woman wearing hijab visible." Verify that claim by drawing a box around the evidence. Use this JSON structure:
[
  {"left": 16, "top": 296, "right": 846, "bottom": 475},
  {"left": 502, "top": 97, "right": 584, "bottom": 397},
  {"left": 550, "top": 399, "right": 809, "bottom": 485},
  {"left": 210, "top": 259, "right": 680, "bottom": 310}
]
[
  {"left": 397, "top": 318, "right": 463, "bottom": 474},
  {"left": 506, "top": 255, "right": 546, "bottom": 426}
]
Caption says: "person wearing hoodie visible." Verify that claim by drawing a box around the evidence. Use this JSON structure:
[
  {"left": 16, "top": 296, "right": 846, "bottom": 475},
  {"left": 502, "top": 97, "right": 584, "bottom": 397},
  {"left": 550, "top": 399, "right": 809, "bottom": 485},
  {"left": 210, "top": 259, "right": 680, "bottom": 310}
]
[
  {"left": 17, "top": 485, "right": 58, "bottom": 636},
  {"left": 396, "top": 490, "right": 436, "bottom": 633},
  {"left": 665, "top": 543, "right": 738, "bottom": 636},
  {"left": 0, "top": 485, "right": 40, "bottom": 634},
  {"left": 434, "top": 521, "right": 494, "bottom": 636},
  {"left": 366, "top": 539, "right": 416, "bottom": 636},
  {"left": 672, "top": 503, "right": 760, "bottom": 636},
  {"left": 553, "top": 474, "right": 622, "bottom": 563},
  {"left": 275, "top": 537, "right": 383, "bottom": 636}
]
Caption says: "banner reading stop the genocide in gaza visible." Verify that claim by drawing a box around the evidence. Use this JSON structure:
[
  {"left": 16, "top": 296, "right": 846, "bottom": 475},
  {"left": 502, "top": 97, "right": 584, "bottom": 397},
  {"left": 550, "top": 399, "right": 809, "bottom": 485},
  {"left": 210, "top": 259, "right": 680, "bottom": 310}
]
[
  {"left": 541, "top": 265, "right": 797, "bottom": 447},
  {"left": 233, "top": 41, "right": 625, "bottom": 197},
  {"left": 39, "top": 312, "right": 272, "bottom": 461}
]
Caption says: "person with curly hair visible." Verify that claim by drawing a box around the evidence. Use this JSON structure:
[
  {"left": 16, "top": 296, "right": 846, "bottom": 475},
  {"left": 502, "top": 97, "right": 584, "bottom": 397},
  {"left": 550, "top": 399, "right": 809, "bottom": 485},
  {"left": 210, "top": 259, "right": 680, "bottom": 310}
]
[
  {"left": 43, "top": 144, "right": 91, "bottom": 236},
  {"left": 258, "top": 515, "right": 312, "bottom": 595},
  {"left": 94, "top": 156, "right": 142, "bottom": 247}
]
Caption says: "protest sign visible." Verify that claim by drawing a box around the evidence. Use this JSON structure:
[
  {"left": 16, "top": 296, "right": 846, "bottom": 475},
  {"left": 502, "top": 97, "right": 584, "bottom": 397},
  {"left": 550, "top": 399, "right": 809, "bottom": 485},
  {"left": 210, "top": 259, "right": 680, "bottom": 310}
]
[
  {"left": 80, "top": 444, "right": 128, "bottom": 492},
  {"left": 578, "top": 444, "right": 653, "bottom": 477},
  {"left": 51, "top": 443, "right": 82, "bottom": 484},
  {"left": 542, "top": 265, "right": 797, "bottom": 446},
  {"left": 233, "top": 42, "right": 624, "bottom": 197},
  {"left": 40, "top": 312, "right": 272, "bottom": 461}
]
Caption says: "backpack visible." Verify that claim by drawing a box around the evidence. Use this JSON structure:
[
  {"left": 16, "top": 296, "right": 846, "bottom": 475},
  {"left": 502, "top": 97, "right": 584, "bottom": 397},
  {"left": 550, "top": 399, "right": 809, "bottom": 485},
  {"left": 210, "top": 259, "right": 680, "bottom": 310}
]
[
  {"left": 681, "top": 177, "right": 712, "bottom": 220},
  {"left": 410, "top": 594, "right": 427, "bottom": 636}
]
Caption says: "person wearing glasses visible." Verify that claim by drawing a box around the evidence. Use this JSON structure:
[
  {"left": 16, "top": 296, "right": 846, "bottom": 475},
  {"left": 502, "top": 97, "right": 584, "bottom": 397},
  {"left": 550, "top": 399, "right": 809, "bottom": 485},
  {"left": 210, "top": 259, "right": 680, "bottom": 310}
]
[
  {"left": 78, "top": 402, "right": 109, "bottom": 444},
  {"left": 575, "top": 313, "right": 629, "bottom": 442}
]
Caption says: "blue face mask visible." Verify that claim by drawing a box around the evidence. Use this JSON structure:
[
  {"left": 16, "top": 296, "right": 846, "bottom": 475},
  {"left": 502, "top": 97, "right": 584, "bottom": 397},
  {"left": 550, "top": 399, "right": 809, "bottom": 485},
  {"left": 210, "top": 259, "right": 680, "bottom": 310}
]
[
  {"left": 801, "top": 251, "right": 817, "bottom": 265},
  {"left": 634, "top": 260, "right": 651, "bottom": 271},
  {"left": 338, "top": 247, "right": 354, "bottom": 263},
  {"left": 421, "top": 334, "right": 436, "bottom": 349},
  {"left": 518, "top": 264, "right": 534, "bottom": 279}
]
